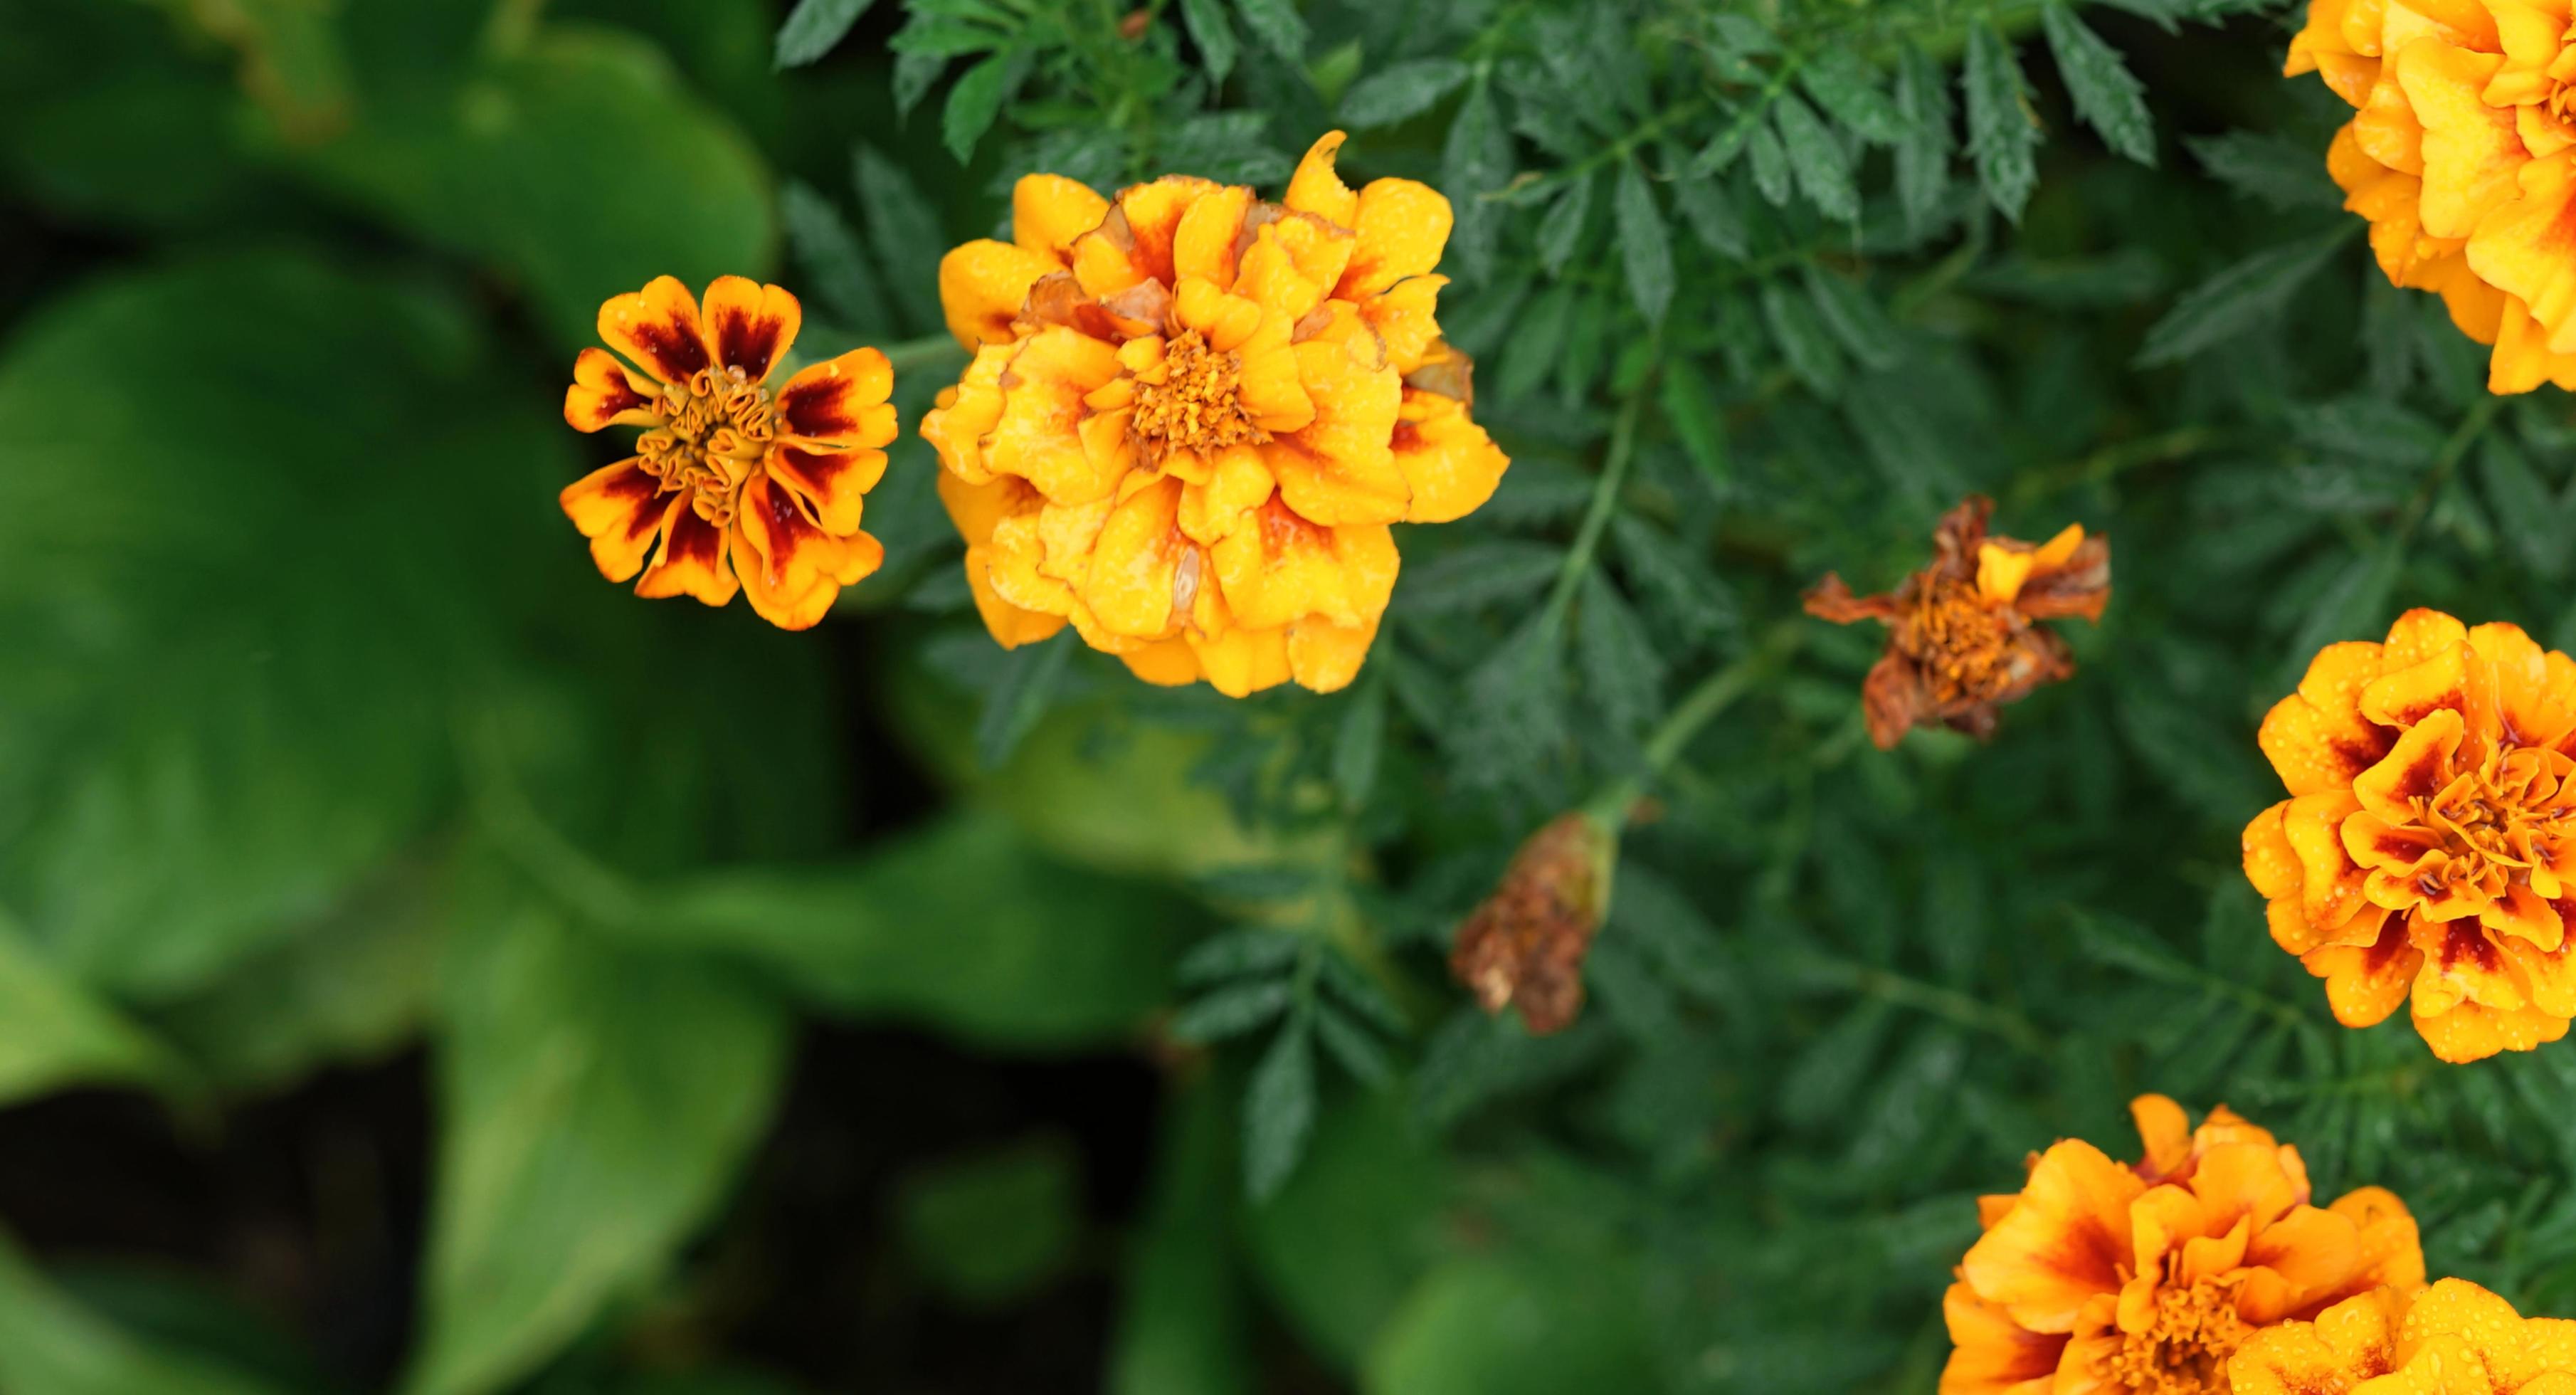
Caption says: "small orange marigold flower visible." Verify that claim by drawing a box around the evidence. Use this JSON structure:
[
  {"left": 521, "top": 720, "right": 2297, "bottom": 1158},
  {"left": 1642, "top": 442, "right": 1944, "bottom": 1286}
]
[
  {"left": 1943, "top": 1095, "right": 2424, "bottom": 1395},
  {"left": 561, "top": 275, "right": 898, "bottom": 631},
  {"left": 919, "top": 130, "right": 1510, "bottom": 696},
  {"left": 2245, "top": 609, "right": 2576, "bottom": 1063},
  {"left": 1450, "top": 810, "right": 1617, "bottom": 1036},
  {"left": 2230, "top": 1277, "right": 2576, "bottom": 1395},
  {"left": 1805, "top": 496, "right": 2109, "bottom": 749},
  {"left": 2284, "top": 0, "right": 2576, "bottom": 394}
]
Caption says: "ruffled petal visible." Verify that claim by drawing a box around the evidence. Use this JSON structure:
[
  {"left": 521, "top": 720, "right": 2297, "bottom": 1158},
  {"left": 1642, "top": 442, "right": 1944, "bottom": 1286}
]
[
  {"left": 1960, "top": 1139, "right": 2144, "bottom": 1335},
  {"left": 1342, "top": 177, "right": 1454, "bottom": 300},
  {"left": 1938, "top": 1283, "right": 2065, "bottom": 1395},
  {"left": 734, "top": 472, "right": 882, "bottom": 630},
  {"left": 560, "top": 458, "right": 672, "bottom": 583},
  {"left": 983, "top": 328, "right": 1128, "bottom": 502},
  {"left": 565, "top": 347, "right": 660, "bottom": 432},
  {"left": 1265, "top": 338, "right": 1407, "bottom": 526},
  {"left": 2259, "top": 641, "right": 2397, "bottom": 796},
  {"left": 2303, "top": 914, "right": 2422, "bottom": 1027},
  {"left": 766, "top": 443, "right": 885, "bottom": 537},
  {"left": 940, "top": 238, "right": 1063, "bottom": 349},
  {"left": 700, "top": 275, "right": 801, "bottom": 383},
  {"left": 776, "top": 347, "right": 898, "bottom": 448},
  {"left": 597, "top": 275, "right": 712, "bottom": 386},
  {"left": 633, "top": 503, "right": 739, "bottom": 607},
  {"left": 1013, "top": 173, "right": 1110, "bottom": 263},
  {"left": 1392, "top": 386, "right": 1509, "bottom": 524}
]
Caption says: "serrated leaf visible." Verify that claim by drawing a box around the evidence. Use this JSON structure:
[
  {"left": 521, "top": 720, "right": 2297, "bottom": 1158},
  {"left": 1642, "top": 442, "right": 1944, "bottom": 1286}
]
[
  {"left": 1441, "top": 75, "right": 1511, "bottom": 276},
  {"left": 1339, "top": 57, "right": 1470, "bottom": 127},
  {"left": 1801, "top": 49, "right": 1909, "bottom": 144},
  {"left": 1179, "top": 928, "right": 1304, "bottom": 985},
  {"left": 1895, "top": 45, "right": 1955, "bottom": 231},
  {"left": 1614, "top": 157, "right": 1674, "bottom": 325},
  {"left": 1761, "top": 276, "right": 1844, "bottom": 395},
  {"left": 774, "top": 0, "right": 878, "bottom": 67},
  {"left": 2044, "top": 5, "right": 2155, "bottom": 165},
  {"left": 894, "top": 48, "right": 948, "bottom": 117},
  {"left": 2481, "top": 436, "right": 2570, "bottom": 579},
  {"left": 974, "top": 630, "right": 1072, "bottom": 769},
  {"left": 1669, "top": 174, "right": 1746, "bottom": 258},
  {"left": 1245, "top": 1015, "right": 1318, "bottom": 1199},
  {"left": 780, "top": 181, "right": 891, "bottom": 331},
  {"left": 1659, "top": 354, "right": 1729, "bottom": 491},
  {"left": 1316, "top": 1007, "right": 1395, "bottom": 1089},
  {"left": 1773, "top": 92, "right": 1857, "bottom": 221},
  {"left": 1746, "top": 120, "right": 1792, "bottom": 206},
  {"left": 1317, "top": 952, "right": 1408, "bottom": 1036},
  {"left": 2135, "top": 228, "right": 2348, "bottom": 366},
  {"left": 1578, "top": 569, "right": 1664, "bottom": 740},
  {"left": 1964, "top": 26, "right": 2041, "bottom": 221},
  {"left": 1536, "top": 170, "right": 1595, "bottom": 275},
  {"left": 853, "top": 143, "right": 948, "bottom": 335},
  {"left": 1805, "top": 267, "right": 1901, "bottom": 371},
  {"left": 1172, "top": 979, "right": 1296, "bottom": 1043},
  {"left": 941, "top": 51, "right": 1020, "bottom": 163},
  {"left": 1497, "top": 283, "right": 1578, "bottom": 400},
  {"left": 1334, "top": 673, "right": 1387, "bottom": 809},
  {"left": 1180, "top": 0, "right": 1240, "bottom": 83},
  {"left": 1237, "top": 0, "right": 1309, "bottom": 60},
  {"left": 1400, "top": 539, "right": 1563, "bottom": 614},
  {"left": 2188, "top": 130, "right": 2341, "bottom": 209},
  {"left": 1609, "top": 514, "right": 1738, "bottom": 649}
]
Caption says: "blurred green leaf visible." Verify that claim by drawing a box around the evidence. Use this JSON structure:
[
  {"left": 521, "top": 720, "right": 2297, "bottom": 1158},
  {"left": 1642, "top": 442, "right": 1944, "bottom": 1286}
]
[
  {"left": 1244, "top": 1092, "right": 1442, "bottom": 1368},
  {"left": 1245, "top": 1013, "right": 1318, "bottom": 1199},
  {"left": 1363, "top": 1253, "right": 1656, "bottom": 1395},
  {"left": 897, "top": 1137, "right": 1082, "bottom": 1308},
  {"left": 1963, "top": 27, "right": 2039, "bottom": 221},
  {"left": 1109, "top": 1076, "right": 1252, "bottom": 1395},
  {"left": 1615, "top": 159, "right": 1674, "bottom": 325},
  {"left": 0, "top": 1231, "right": 286, "bottom": 1395},
  {"left": 773, "top": 0, "right": 877, "bottom": 68},
  {"left": 0, "top": 908, "right": 189, "bottom": 1108},
  {"left": 2044, "top": 6, "right": 2154, "bottom": 165}
]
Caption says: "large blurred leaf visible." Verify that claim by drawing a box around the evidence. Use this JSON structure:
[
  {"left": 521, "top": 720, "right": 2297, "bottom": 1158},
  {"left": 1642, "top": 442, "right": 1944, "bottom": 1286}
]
[
  {"left": 296, "top": 27, "right": 775, "bottom": 350},
  {"left": 406, "top": 901, "right": 791, "bottom": 1395},
  {"left": 0, "top": 1231, "right": 287, "bottom": 1395},
  {"left": 0, "top": 253, "right": 568, "bottom": 998},
  {"left": 1109, "top": 1075, "right": 1252, "bottom": 1395},
  {"left": 1361, "top": 1253, "right": 1657, "bottom": 1395},
  {"left": 0, "top": 908, "right": 189, "bottom": 1107},
  {"left": 1242, "top": 1092, "right": 1444, "bottom": 1369}
]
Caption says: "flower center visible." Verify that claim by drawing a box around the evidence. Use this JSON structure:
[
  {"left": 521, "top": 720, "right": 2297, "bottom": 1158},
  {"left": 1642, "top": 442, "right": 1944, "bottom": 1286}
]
[
  {"left": 2098, "top": 1278, "right": 2249, "bottom": 1395},
  {"left": 636, "top": 364, "right": 776, "bottom": 526},
  {"left": 1128, "top": 330, "right": 1268, "bottom": 458},
  {"left": 2408, "top": 747, "right": 2570, "bottom": 897},
  {"left": 1901, "top": 579, "right": 2024, "bottom": 704}
]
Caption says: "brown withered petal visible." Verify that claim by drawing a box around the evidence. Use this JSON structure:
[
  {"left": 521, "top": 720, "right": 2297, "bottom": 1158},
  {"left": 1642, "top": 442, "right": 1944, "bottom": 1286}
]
[
  {"left": 1450, "top": 811, "right": 1617, "bottom": 1035},
  {"left": 1804, "top": 495, "right": 2108, "bottom": 750}
]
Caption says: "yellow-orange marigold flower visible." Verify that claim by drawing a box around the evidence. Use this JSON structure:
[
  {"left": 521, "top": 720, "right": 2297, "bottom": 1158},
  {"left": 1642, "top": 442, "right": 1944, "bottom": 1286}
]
[
  {"left": 2286, "top": 0, "right": 2576, "bottom": 393},
  {"left": 918, "top": 131, "right": 1510, "bottom": 696},
  {"left": 2244, "top": 609, "right": 2576, "bottom": 1063},
  {"left": 1805, "top": 496, "right": 2110, "bottom": 749},
  {"left": 1943, "top": 1095, "right": 2424, "bottom": 1395},
  {"left": 561, "top": 275, "right": 897, "bottom": 631},
  {"left": 2232, "top": 1278, "right": 2576, "bottom": 1395}
]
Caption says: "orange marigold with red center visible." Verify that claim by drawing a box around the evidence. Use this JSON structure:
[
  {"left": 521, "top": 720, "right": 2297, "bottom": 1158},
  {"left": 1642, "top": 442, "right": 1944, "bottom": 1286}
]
[
  {"left": 1943, "top": 1095, "right": 2424, "bottom": 1395},
  {"left": 919, "top": 131, "right": 1509, "bottom": 696},
  {"left": 2285, "top": 0, "right": 2576, "bottom": 392},
  {"left": 561, "top": 275, "right": 897, "bottom": 629},
  {"left": 1805, "top": 497, "right": 2110, "bottom": 749},
  {"left": 2244, "top": 609, "right": 2576, "bottom": 1062},
  {"left": 2231, "top": 1277, "right": 2576, "bottom": 1395}
]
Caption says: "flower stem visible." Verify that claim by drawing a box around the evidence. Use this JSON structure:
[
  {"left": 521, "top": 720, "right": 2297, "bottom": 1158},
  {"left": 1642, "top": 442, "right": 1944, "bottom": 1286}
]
[
  {"left": 1588, "top": 618, "right": 1802, "bottom": 826},
  {"left": 1541, "top": 381, "right": 1649, "bottom": 633},
  {"left": 882, "top": 332, "right": 969, "bottom": 376}
]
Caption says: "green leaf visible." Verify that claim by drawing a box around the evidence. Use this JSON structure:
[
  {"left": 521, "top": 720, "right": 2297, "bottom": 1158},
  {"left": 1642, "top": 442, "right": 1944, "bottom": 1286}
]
[
  {"left": 2481, "top": 436, "right": 2570, "bottom": 579},
  {"left": 896, "top": 1138, "right": 1082, "bottom": 1308},
  {"left": 941, "top": 51, "right": 1023, "bottom": 162},
  {"left": 0, "top": 908, "right": 188, "bottom": 1109},
  {"left": 1173, "top": 979, "right": 1296, "bottom": 1043},
  {"left": 1761, "top": 276, "right": 1845, "bottom": 395},
  {"left": 1245, "top": 1014, "right": 1318, "bottom": 1199},
  {"left": 1339, "top": 58, "right": 1470, "bottom": 128},
  {"left": 1109, "top": 1078, "right": 1252, "bottom": 1395},
  {"left": 1613, "top": 157, "right": 1674, "bottom": 325},
  {"left": 976, "top": 625, "right": 1074, "bottom": 771},
  {"left": 1963, "top": 26, "right": 2040, "bottom": 221},
  {"left": 1608, "top": 513, "right": 1738, "bottom": 650},
  {"left": 780, "top": 180, "right": 892, "bottom": 332},
  {"left": 1180, "top": 0, "right": 1240, "bottom": 83},
  {"left": 1399, "top": 540, "right": 1564, "bottom": 614},
  {"left": 1536, "top": 170, "right": 1595, "bottom": 275},
  {"left": 1746, "top": 120, "right": 1793, "bottom": 206},
  {"left": 1334, "top": 673, "right": 1388, "bottom": 810},
  {"left": 1315, "top": 1007, "right": 1397, "bottom": 1089},
  {"left": 1442, "top": 75, "right": 1512, "bottom": 275},
  {"left": 1659, "top": 354, "right": 1730, "bottom": 491},
  {"left": 853, "top": 142, "right": 949, "bottom": 336},
  {"left": 1497, "top": 283, "right": 1578, "bottom": 399},
  {"left": 405, "top": 907, "right": 791, "bottom": 1395},
  {"left": 2275, "top": 542, "right": 2404, "bottom": 693},
  {"left": 2187, "top": 130, "right": 2343, "bottom": 209},
  {"left": 1773, "top": 92, "right": 1857, "bottom": 221},
  {"left": 1805, "top": 266, "right": 1901, "bottom": 371},
  {"left": 1801, "top": 48, "right": 1909, "bottom": 144},
  {"left": 1236, "top": 0, "right": 1309, "bottom": 60},
  {"left": 1895, "top": 45, "right": 1956, "bottom": 231},
  {"left": 1242, "top": 1092, "right": 1442, "bottom": 1366},
  {"left": 774, "top": 0, "right": 877, "bottom": 67},
  {"left": 1578, "top": 569, "right": 1664, "bottom": 740},
  {"left": 2044, "top": 5, "right": 2155, "bottom": 165},
  {"left": 1363, "top": 1253, "right": 1656, "bottom": 1395},
  {"left": 1669, "top": 174, "right": 1747, "bottom": 258},
  {"left": 294, "top": 29, "right": 775, "bottom": 352},
  {"left": 2135, "top": 228, "right": 2350, "bottom": 365},
  {"left": 0, "top": 1231, "right": 287, "bottom": 1395}
]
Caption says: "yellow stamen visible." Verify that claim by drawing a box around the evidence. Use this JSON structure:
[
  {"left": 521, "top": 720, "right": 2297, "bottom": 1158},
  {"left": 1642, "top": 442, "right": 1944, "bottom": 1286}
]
[
  {"left": 2098, "top": 1278, "right": 2250, "bottom": 1395},
  {"left": 638, "top": 363, "right": 777, "bottom": 526},
  {"left": 1127, "top": 330, "right": 1269, "bottom": 458}
]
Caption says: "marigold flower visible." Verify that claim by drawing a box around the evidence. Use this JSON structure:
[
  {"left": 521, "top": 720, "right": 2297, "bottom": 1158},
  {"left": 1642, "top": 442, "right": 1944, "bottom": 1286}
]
[
  {"left": 2244, "top": 609, "right": 2576, "bottom": 1063},
  {"left": 919, "top": 132, "right": 1509, "bottom": 696},
  {"left": 1450, "top": 810, "right": 1617, "bottom": 1035},
  {"left": 1805, "top": 496, "right": 2110, "bottom": 749},
  {"left": 2231, "top": 1278, "right": 2576, "bottom": 1395},
  {"left": 2286, "top": 0, "right": 2576, "bottom": 393},
  {"left": 561, "top": 275, "right": 898, "bottom": 630},
  {"left": 1943, "top": 1095, "right": 2424, "bottom": 1395}
]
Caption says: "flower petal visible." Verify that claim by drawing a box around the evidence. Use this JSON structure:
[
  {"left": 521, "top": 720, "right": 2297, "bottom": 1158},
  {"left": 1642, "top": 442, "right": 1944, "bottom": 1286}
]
[
  {"left": 2416, "top": 997, "right": 2572, "bottom": 1060},
  {"left": 1392, "top": 386, "right": 1509, "bottom": 524},
  {"left": 734, "top": 473, "right": 882, "bottom": 630},
  {"left": 559, "top": 458, "right": 671, "bottom": 583},
  {"left": 633, "top": 503, "right": 739, "bottom": 607},
  {"left": 1287, "top": 614, "right": 1380, "bottom": 693},
  {"left": 1265, "top": 339, "right": 1406, "bottom": 526},
  {"left": 700, "top": 275, "right": 801, "bottom": 383},
  {"left": 2399, "top": 37, "right": 2530, "bottom": 240},
  {"left": 565, "top": 347, "right": 660, "bottom": 432},
  {"left": 1072, "top": 175, "right": 1225, "bottom": 298},
  {"left": 597, "top": 275, "right": 712, "bottom": 386},
  {"left": 1342, "top": 177, "right": 1454, "bottom": 300},
  {"left": 1187, "top": 622, "right": 1293, "bottom": 698},
  {"left": 1284, "top": 130, "right": 1362, "bottom": 227},
  {"left": 983, "top": 328, "right": 1128, "bottom": 502},
  {"left": 1013, "top": 173, "right": 1110, "bottom": 263},
  {"left": 940, "top": 238, "right": 1063, "bottom": 349},
  {"left": 766, "top": 443, "right": 885, "bottom": 537},
  {"left": 2328, "top": 1185, "right": 2424, "bottom": 1291},
  {"left": 776, "top": 347, "right": 897, "bottom": 448},
  {"left": 2259, "top": 641, "right": 2397, "bottom": 796},
  {"left": 2303, "top": 914, "right": 2422, "bottom": 1026},
  {"left": 2352, "top": 706, "right": 2467, "bottom": 822},
  {"left": 2131, "top": 1094, "right": 2194, "bottom": 1182},
  {"left": 1939, "top": 1283, "right": 2065, "bottom": 1395},
  {"left": 1960, "top": 1139, "right": 2144, "bottom": 1335},
  {"left": 1080, "top": 475, "right": 1191, "bottom": 639}
]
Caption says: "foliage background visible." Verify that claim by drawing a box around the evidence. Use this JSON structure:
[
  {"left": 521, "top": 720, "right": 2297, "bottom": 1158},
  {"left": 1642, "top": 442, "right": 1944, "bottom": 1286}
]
[{"left": 6, "top": 0, "right": 2573, "bottom": 1390}]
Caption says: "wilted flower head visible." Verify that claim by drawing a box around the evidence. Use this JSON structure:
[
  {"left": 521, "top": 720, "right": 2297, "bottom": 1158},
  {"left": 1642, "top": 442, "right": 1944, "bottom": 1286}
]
[
  {"left": 561, "top": 275, "right": 898, "bottom": 629},
  {"left": 1805, "top": 496, "right": 2110, "bottom": 749},
  {"left": 2244, "top": 609, "right": 2576, "bottom": 1063},
  {"left": 2231, "top": 1278, "right": 2576, "bottom": 1395},
  {"left": 919, "top": 131, "right": 1509, "bottom": 696},
  {"left": 1450, "top": 811, "right": 1617, "bottom": 1035},
  {"left": 1943, "top": 1095, "right": 2423, "bottom": 1395}
]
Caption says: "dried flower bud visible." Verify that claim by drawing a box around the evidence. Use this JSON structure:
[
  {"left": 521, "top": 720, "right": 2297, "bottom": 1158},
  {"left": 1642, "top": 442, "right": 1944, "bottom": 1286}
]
[{"left": 1450, "top": 811, "right": 1618, "bottom": 1035}]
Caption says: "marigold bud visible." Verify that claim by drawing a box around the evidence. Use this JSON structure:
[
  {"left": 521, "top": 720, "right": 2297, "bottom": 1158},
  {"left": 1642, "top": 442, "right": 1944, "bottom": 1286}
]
[{"left": 1449, "top": 811, "right": 1618, "bottom": 1035}]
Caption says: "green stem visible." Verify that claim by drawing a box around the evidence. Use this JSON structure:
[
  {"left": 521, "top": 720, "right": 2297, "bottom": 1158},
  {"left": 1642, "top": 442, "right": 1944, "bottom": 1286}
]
[
  {"left": 2395, "top": 396, "right": 2502, "bottom": 544},
  {"left": 1588, "top": 618, "right": 1802, "bottom": 823},
  {"left": 882, "top": 332, "right": 970, "bottom": 376},
  {"left": 1820, "top": 957, "right": 2051, "bottom": 1056},
  {"left": 1541, "top": 379, "right": 1649, "bottom": 633}
]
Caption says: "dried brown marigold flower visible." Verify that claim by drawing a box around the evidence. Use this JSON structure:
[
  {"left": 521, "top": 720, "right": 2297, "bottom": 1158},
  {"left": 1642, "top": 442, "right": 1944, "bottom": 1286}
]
[
  {"left": 1805, "top": 496, "right": 2110, "bottom": 750},
  {"left": 1450, "top": 811, "right": 1617, "bottom": 1035}
]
